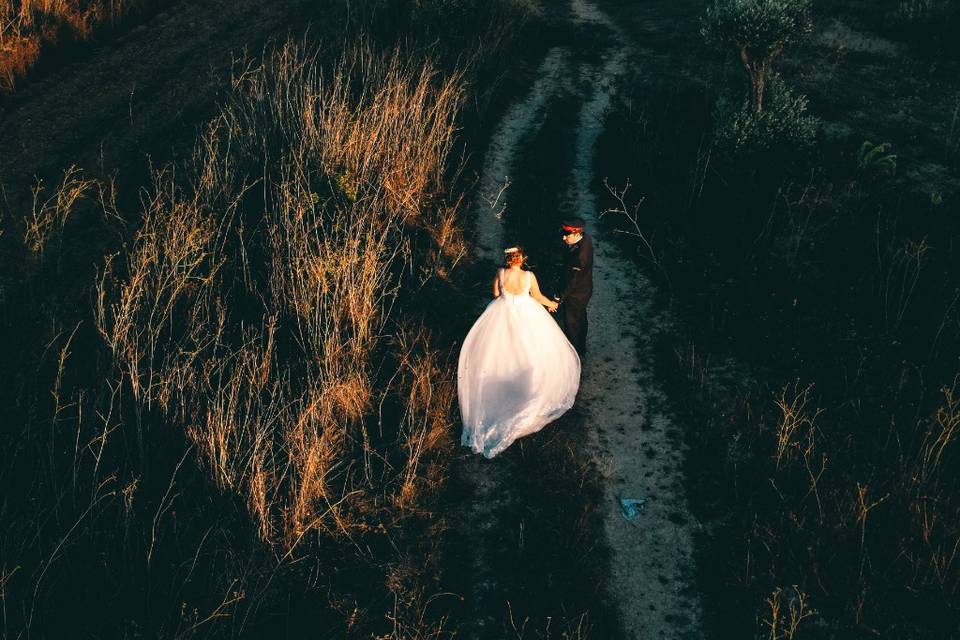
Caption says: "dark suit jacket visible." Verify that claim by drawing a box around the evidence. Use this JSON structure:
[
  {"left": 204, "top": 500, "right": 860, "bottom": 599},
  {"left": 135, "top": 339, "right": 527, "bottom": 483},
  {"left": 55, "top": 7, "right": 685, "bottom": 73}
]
[{"left": 561, "top": 234, "right": 593, "bottom": 303}]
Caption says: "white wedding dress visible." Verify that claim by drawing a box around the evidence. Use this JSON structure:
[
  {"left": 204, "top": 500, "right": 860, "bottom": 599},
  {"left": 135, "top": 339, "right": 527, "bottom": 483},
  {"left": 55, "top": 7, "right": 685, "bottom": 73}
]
[{"left": 458, "top": 268, "right": 581, "bottom": 458}]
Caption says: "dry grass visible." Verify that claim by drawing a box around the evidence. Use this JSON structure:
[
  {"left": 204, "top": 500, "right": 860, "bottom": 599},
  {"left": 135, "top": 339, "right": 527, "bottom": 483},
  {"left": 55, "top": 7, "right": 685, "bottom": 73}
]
[
  {"left": 95, "top": 39, "right": 464, "bottom": 551},
  {"left": 772, "top": 382, "right": 822, "bottom": 470},
  {"left": 917, "top": 376, "right": 960, "bottom": 484},
  {"left": 22, "top": 164, "right": 97, "bottom": 256},
  {"left": 0, "top": 0, "right": 143, "bottom": 90},
  {"left": 0, "top": 0, "right": 531, "bottom": 635},
  {"left": 691, "top": 368, "right": 960, "bottom": 636},
  {"left": 760, "top": 586, "right": 816, "bottom": 640}
]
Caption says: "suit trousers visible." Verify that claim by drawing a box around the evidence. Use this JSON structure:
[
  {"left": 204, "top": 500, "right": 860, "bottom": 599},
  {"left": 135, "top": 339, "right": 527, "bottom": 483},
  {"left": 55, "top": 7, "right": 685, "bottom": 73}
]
[{"left": 561, "top": 298, "right": 588, "bottom": 356}]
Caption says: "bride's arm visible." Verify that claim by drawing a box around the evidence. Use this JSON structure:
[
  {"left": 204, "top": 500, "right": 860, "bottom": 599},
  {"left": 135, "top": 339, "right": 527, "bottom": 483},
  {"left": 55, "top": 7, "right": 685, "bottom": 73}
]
[
  {"left": 529, "top": 273, "right": 558, "bottom": 312},
  {"left": 492, "top": 270, "right": 501, "bottom": 298}
]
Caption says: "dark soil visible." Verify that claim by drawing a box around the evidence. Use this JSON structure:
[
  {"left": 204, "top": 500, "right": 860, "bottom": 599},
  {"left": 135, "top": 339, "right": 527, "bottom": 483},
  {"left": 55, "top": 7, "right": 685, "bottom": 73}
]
[{"left": 594, "top": 0, "right": 960, "bottom": 638}]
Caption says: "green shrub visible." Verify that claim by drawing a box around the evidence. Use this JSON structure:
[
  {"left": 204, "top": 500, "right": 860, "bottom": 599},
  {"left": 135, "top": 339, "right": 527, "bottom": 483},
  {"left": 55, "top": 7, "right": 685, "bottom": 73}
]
[
  {"left": 856, "top": 140, "right": 897, "bottom": 177},
  {"left": 713, "top": 73, "right": 818, "bottom": 158}
]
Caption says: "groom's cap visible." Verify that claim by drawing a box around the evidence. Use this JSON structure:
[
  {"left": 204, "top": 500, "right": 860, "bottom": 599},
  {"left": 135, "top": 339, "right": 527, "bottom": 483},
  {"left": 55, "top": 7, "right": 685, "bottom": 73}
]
[{"left": 561, "top": 218, "right": 585, "bottom": 233}]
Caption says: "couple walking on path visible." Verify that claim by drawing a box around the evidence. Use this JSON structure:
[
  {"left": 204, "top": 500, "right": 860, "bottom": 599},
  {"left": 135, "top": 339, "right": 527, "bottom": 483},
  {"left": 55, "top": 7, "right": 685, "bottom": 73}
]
[{"left": 458, "top": 218, "right": 594, "bottom": 458}]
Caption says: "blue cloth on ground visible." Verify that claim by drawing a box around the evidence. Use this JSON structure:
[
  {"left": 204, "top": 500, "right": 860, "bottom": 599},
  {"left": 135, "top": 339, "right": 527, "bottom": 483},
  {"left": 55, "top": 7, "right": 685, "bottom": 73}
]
[{"left": 619, "top": 497, "right": 647, "bottom": 521}]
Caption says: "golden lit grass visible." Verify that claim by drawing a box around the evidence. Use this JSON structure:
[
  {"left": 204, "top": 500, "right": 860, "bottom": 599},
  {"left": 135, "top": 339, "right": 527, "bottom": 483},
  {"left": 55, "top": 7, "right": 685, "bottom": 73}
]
[
  {"left": 918, "top": 376, "right": 960, "bottom": 484},
  {"left": 23, "top": 164, "right": 97, "bottom": 255},
  {"left": 95, "top": 40, "right": 464, "bottom": 551},
  {"left": 0, "top": 0, "right": 140, "bottom": 90},
  {"left": 3, "top": 1, "right": 530, "bottom": 635},
  {"left": 772, "top": 381, "right": 822, "bottom": 470},
  {"left": 761, "top": 587, "right": 816, "bottom": 640}
]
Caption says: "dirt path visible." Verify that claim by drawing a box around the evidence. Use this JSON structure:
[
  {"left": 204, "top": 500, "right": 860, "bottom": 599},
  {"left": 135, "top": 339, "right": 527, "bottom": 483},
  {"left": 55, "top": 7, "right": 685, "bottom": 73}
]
[{"left": 458, "top": 0, "right": 703, "bottom": 637}]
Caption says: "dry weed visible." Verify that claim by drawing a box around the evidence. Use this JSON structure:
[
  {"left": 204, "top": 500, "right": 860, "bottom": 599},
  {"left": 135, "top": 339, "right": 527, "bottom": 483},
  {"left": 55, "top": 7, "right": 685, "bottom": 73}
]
[
  {"left": 23, "top": 165, "right": 96, "bottom": 256},
  {"left": 772, "top": 381, "right": 822, "bottom": 470},
  {"left": 96, "top": 40, "right": 465, "bottom": 550},
  {"left": 0, "top": 0, "right": 139, "bottom": 90},
  {"left": 917, "top": 375, "right": 960, "bottom": 484},
  {"left": 760, "top": 586, "right": 816, "bottom": 640}
]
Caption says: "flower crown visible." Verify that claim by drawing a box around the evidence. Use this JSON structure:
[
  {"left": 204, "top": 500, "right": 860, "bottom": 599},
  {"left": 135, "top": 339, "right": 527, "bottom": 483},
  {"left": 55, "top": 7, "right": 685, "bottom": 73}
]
[{"left": 504, "top": 246, "right": 520, "bottom": 254}]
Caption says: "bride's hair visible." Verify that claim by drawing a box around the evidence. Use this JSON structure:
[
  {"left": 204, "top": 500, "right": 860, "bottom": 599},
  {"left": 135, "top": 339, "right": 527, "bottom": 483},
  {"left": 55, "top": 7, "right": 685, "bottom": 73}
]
[{"left": 504, "top": 246, "right": 525, "bottom": 267}]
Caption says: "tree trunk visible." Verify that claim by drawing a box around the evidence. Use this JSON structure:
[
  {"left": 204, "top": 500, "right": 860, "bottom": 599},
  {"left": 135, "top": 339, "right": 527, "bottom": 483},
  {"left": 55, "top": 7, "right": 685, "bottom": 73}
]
[
  {"left": 752, "top": 66, "right": 766, "bottom": 112},
  {"left": 738, "top": 46, "right": 764, "bottom": 112},
  {"left": 739, "top": 45, "right": 781, "bottom": 113}
]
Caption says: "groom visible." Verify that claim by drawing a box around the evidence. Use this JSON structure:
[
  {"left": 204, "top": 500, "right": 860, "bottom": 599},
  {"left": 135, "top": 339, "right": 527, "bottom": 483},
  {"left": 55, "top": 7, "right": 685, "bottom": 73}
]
[{"left": 556, "top": 217, "right": 593, "bottom": 356}]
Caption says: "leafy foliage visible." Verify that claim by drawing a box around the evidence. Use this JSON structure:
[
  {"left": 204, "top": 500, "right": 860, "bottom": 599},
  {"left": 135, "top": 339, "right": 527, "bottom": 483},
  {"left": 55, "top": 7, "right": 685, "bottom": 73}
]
[
  {"left": 702, "top": 0, "right": 813, "bottom": 111},
  {"left": 701, "top": 0, "right": 813, "bottom": 59},
  {"left": 713, "top": 73, "right": 818, "bottom": 158},
  {"left": 856, "top": 140, "right": 897, "bottom": 176}
]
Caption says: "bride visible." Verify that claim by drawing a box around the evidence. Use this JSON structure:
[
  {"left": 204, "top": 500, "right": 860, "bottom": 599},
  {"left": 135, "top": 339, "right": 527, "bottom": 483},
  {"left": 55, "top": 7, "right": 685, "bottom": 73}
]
[{"left": 458, "top": 246, "right": 581, "bottom": 458}]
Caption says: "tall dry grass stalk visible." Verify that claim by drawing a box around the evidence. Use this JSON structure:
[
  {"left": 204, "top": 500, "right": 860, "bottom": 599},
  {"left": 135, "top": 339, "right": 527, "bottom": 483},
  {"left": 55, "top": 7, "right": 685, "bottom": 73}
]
[
  {"left": 760, "top": 587, "right": 815, "bottom": 640},
  {"left": 917, "top": 375, "right": 960, "bottom": 484},
  {"left": 772, "top": 382, "right": 822, "bottom": 470},
  {"left": 22, "top": 164, "right": 97, "bottom": 256},
  {"left": 96, "top": 39, "right": 464, "bottom": 550},
  {"left": 903, "top": 377, "right": 960, "bottom": 598}
]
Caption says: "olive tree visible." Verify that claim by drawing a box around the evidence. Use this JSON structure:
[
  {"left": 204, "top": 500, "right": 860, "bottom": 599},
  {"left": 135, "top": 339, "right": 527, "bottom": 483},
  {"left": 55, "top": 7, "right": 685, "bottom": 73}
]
[{"left": 701, "top": 0, "right": 813, "bottom": 112}]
